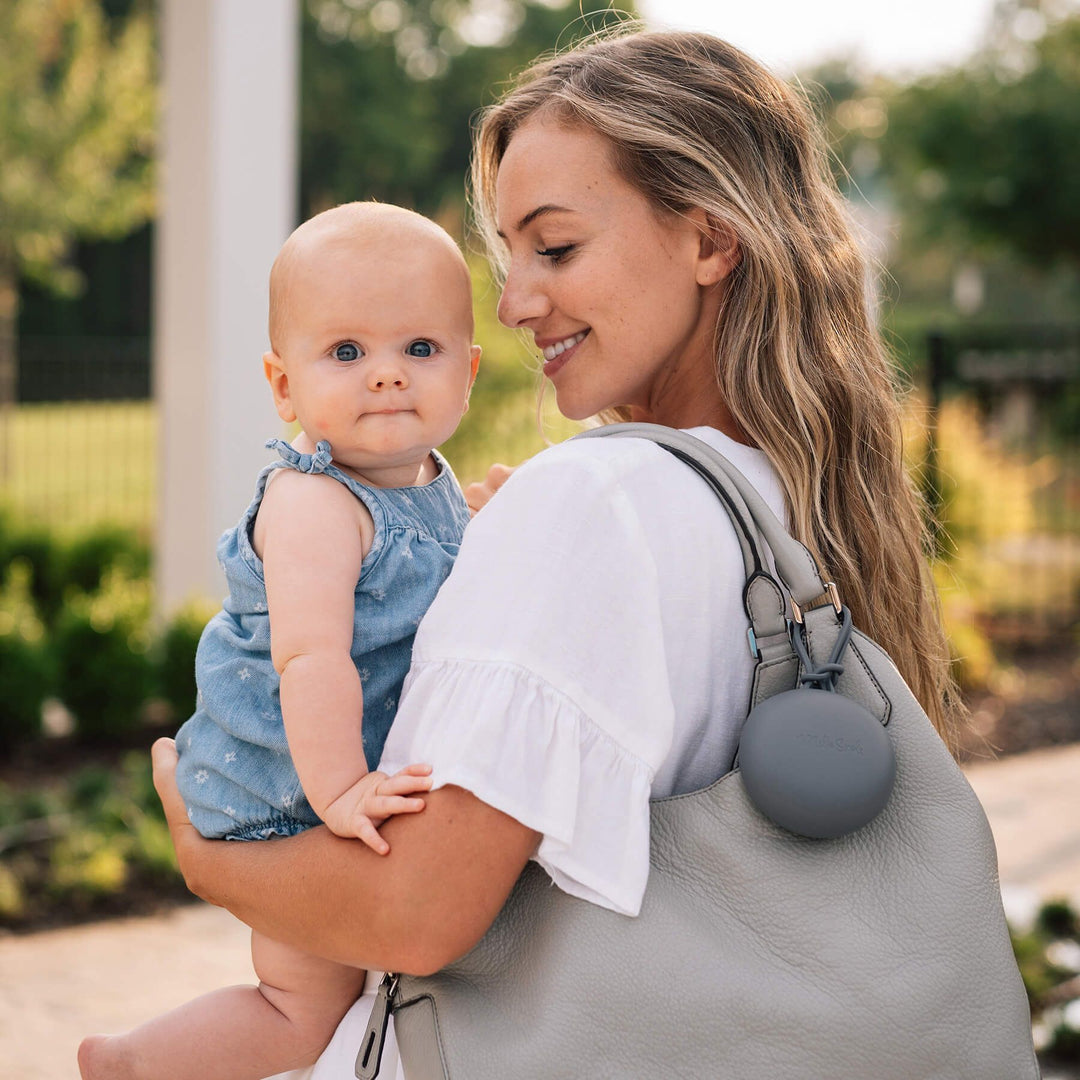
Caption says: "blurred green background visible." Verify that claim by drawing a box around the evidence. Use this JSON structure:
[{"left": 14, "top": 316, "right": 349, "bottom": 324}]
[
  {"left": 1, "top": 0, "right": 1078, "bottom": 719},
  {"left": 1, "top": 0, "right": 1079, "bottom": 1063},
  {"left": 1, "top": 0, "right": 1079, "bottom": 932}
]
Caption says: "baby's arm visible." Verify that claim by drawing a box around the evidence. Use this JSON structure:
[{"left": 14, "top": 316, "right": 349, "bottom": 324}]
[{"left": 258, "top": 468, "right": 430, "bottom": 852}]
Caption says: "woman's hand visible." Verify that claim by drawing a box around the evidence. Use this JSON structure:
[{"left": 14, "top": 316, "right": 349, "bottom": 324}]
[
  {"left": 464, "top": 463, "right": 515, "bottom": 516},
  {"left": 152, "top": 737, "right": 217, "bottom": 904}
]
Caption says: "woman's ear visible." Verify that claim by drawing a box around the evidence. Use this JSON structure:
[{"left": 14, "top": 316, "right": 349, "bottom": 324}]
[
  {"left": 263, "top": 351, "right": 297, "bottom": 423},
  {"left": 689, "top": 209, "right": 741, "bottom": 287}
]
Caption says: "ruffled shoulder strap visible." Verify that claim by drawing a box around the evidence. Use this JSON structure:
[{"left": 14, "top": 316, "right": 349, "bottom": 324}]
[
  {"left": 257, "top": 436, "right": 390, "bottom": 552},
  {"left": 265, "top": 437, "right": 334, "bottom": 475}
]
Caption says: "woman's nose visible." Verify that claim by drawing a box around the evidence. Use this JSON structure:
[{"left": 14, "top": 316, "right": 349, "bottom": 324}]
[{"left": 497, "top": 264, "right": 551, "bottom": 329}]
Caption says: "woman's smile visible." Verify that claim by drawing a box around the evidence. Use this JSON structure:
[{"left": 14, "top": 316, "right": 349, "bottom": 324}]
[{"left": 538, "top": 330, "right": 589, "bottom": 377}]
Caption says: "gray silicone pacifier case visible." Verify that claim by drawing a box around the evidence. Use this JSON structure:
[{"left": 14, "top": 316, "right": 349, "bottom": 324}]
[{"left": 738, "top": 687, "right": 897, "bottom": 838}]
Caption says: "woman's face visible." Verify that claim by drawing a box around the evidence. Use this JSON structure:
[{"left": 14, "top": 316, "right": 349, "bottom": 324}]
[{"left": 494, "top": 117, "right": 732, "bottom": 425}]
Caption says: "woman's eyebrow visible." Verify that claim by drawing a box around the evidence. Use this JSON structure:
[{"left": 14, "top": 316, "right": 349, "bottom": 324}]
[{"left": 496, "top": 204, "right": 575, "bottom": 239}]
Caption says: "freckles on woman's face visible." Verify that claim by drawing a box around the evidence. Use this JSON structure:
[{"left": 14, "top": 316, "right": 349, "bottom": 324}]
[{"left": 493, "top": 118, "right": 718, "bottom": 423}]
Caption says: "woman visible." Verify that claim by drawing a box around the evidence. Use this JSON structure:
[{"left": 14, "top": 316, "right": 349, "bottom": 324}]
[{"left": 153, "top": 26, "right": 966, "bottom": 1077}]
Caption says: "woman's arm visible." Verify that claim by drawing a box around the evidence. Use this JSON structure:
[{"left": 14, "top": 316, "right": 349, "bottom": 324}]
[{"left": 153, "top": 738, "right": 539, "bottom": 975}]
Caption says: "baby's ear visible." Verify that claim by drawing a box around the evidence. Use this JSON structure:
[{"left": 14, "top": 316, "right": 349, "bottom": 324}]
[
  {"left": 263, "top": 351, "right": 296, "bottom": 423},
  {"left": 464, "top": 345, "right": 482, "bottom": 410}
]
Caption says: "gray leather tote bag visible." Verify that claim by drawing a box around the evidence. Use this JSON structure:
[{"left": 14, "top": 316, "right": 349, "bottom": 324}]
[{"left": 358, "top": 424, "right": 1039, "bottom": 1080}]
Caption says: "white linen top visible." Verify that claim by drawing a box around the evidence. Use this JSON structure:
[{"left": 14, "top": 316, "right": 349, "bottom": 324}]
[
  {"left": 275, "top": 426, "right": 788, "bottom": 1080},
  {"left": 380, "top": 425, "right": 787, "bottom": 917}
]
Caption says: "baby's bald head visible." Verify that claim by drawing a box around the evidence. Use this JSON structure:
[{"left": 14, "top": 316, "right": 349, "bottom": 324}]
[{"left": 268, "top": 202, "right": 471, "bottom": 355}]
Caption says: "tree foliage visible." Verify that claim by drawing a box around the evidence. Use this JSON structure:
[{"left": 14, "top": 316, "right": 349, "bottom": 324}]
[
  {"left": 881, "top": 11, "right": 1080, "bottom": 269},
  {"left": 0, "top": 0, "right": 156, "bottom": 294},
  {"left": 300, "top": 0, "right": 637, "bottom": 219},
  {"left": 0, "top": 0, "right": 156, "bottom": 444}
]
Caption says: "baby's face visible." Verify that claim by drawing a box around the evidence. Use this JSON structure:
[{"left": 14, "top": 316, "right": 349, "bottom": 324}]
[{"left": 270, "top": 229, "right": 478, "bottom": 479}]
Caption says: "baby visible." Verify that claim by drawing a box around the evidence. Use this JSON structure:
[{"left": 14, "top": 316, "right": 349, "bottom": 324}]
[{"left": 79, "top": 202, "right": 481, "bottom": 1080}]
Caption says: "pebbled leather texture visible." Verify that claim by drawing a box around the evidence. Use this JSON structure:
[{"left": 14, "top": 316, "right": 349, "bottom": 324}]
[
  {"left": 393, "top": 426, "right": 1038, "bottom": 1080},
  {"left": 392, "top": 997, "right": 446, "bottom": 1080}
]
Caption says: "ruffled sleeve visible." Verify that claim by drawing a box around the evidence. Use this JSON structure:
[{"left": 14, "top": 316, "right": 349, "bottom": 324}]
[{"left": 379, "top": 440, "right": 677, "bottom": 916}]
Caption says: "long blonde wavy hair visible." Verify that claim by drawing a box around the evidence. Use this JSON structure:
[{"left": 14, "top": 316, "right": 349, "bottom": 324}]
[{"left": 470, "top": 27, "right": 968, "bottom": 752}]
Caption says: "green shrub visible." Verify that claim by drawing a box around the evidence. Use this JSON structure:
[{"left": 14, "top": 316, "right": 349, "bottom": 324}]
[
  {"left": 157, "top": 599, "right": 217, "bottom": 721},
  {"left": 119, "top": 749, "right": 167, "bottom": 822},
  {"left": 0, "top": 560, "right": 54, "bottom": 749},
  {"left": 49, "top": 826, "right": 128, "bottom": 898},
  {"left": 0, "top": 516, "right": 151, "bottom": 631},
  {"left": 61, "top": 525, "right": 151, "bottom": 596},
  {"left": 0, "top": 517, "right": 161, "bottom": 749},
  {"left": 1013, "top": 898, "right": 1080, "bottom": 1062},
  {"left": 1, "top": 525, "right": 66, "bottom": 626},
  {"left": 1038, "top": 900, "right": 1079, "bottom": 940},
  {"left": 0, "top": 861, "right": 25, "bottom": 920},
  {"left": 1013, "top": 924, "right": 1069, "bottom": 1003},
  {"left": 129, "top": 814, "right": 178, "bottom": 880},
  {"left": 0, "top": 781, "right": 61, "bottom": 825},
  {"left": 1050, "top": 1020, "right": 1080, "bottom": 1061},
  {"left": 0, "top": 632, "right": 52, "bottom": 748},
  {"left": 54, "top": 567, "right": 153, "bottom": 743},
  {"left": 68, "top": 766, "right": 116, "bottom": 813},
  {"left": 0, "top": 752, "right": 184, "bottom": 929}
]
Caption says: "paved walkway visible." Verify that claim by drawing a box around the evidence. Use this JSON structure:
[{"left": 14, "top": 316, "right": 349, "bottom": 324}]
[{"left": 4, "top": 742, "right": 1080, "bottom": 1079}]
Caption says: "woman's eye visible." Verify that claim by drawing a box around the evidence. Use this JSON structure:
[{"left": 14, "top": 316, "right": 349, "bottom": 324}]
[
  {"left": 334, "top": 343, "right": 360, "bottom": 362},
  {"left": 538, "top": 244, "right": 575, "bottom": 266},
  {"left": 406, "top": 340, "right": 436, "bottom": 358}
]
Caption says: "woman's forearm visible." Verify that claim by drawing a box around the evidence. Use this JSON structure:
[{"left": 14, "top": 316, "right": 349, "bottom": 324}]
[{"left": 153, "top": 739, "right": 538, "bottom": 974}]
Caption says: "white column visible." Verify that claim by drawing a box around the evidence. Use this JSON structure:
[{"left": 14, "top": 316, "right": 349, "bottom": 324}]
[{"left": 155, "top": 0, "right": 298, "bottom": 614}]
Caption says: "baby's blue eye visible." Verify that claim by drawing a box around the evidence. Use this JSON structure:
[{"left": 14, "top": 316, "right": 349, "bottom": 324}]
[
  {"left": 334, "top": 343, "right": 360, "bottom": 362},
  {"left": 406, "top": 340, "right": 435, "bottom": 358}
]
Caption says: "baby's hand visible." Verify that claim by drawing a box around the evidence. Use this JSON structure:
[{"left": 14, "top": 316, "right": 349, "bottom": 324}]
[
  {"left": 322, "top": 764, "right": 433, "bottom": 853},
  {"left": 464, "top": 463, "right": 515, "bottom": 516}
]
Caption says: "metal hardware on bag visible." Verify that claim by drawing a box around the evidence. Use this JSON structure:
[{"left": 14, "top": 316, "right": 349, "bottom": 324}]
[
  {"left": 790, "top": 580, "right": 842, "bottom": 624},
  {"left": 355, "top": 972, "right": 398, "bottom": 1080},
  {"left": 746, "top": 627, "right": 759, "bottom": 659}
]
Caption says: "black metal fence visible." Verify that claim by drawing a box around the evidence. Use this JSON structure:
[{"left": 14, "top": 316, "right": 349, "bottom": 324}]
[{"left": 17, "top": 336, "right": 152, "bottom": 402}]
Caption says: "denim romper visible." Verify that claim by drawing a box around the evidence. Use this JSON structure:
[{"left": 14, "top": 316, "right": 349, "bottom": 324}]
[{"left": 175, "top": 438, "right": 470, "bottom": 841}]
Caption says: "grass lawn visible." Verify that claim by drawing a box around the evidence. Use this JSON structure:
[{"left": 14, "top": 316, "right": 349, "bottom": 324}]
[{"left": 1, "top": 401, "right": 157, "bottom": 538}]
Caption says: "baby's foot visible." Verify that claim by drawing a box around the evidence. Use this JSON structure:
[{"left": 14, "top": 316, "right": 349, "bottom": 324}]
[{"left": 78, "top": 1033, "right": 138, "bottom": 1080}]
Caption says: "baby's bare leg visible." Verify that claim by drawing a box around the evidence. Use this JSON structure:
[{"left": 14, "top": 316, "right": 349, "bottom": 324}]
[{"left": 78, "top": 930, "right": 365, "bottom": 1080}]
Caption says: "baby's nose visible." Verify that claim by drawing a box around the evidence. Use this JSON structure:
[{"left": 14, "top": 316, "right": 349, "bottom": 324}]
[{"left": 368, "top": 361, "right": 409, "bottom": 390}]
